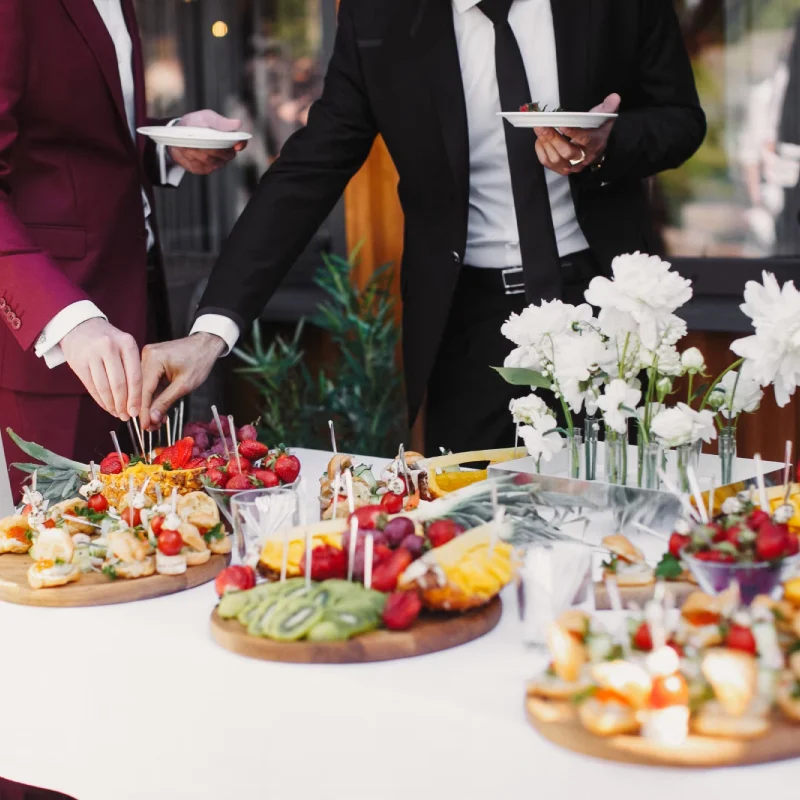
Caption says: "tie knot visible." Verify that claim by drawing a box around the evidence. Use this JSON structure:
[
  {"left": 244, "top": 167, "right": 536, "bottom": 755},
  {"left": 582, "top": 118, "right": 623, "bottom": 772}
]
[{"left": 477, "top": 0, "right": 514, "bottom": 26}]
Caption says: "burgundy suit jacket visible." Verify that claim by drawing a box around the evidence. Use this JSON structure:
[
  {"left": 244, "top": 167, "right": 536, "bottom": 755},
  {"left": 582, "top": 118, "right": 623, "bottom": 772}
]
[{"left": 0, "top": 0, "right": 166, "bottom": 395}]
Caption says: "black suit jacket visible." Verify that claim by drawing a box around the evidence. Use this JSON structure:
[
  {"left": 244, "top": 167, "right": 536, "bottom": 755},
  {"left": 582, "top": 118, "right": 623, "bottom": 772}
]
[{"left": 198, "top": 0, "right": 706, "bottom": 425}]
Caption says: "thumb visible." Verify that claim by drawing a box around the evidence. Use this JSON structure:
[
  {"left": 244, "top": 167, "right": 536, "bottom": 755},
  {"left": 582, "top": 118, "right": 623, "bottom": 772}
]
[
  {"left": 204, "top": 111, "right": 242, "bottom": 132},
  {"left": 593, "top": 93, "right": 621, "bottom": 114}
]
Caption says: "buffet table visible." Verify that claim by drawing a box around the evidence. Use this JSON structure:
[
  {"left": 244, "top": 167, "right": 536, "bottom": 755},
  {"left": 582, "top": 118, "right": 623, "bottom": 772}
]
[{"left": 0, "top": 449, "right": 792, "bottom": 800}]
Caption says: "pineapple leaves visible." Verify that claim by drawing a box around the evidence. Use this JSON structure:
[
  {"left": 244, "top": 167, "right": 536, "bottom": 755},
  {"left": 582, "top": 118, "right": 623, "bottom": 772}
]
[{"left": 6, "top": 428, "right": 90, "bottom": 473}]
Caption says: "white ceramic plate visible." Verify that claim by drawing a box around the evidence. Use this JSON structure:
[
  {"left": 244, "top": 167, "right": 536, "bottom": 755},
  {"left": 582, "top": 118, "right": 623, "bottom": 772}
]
[
  {"left": 498, "top": 112, "right": 617, "bottom": 129},
  {"left": 136, "top": 126, "right": 252, "bottom": 149}
]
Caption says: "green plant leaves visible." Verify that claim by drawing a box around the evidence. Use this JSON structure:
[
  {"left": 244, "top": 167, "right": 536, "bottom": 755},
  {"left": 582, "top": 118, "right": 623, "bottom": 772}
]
[{"left": 491, "top": 367, "right": 551, "bottom": 389}]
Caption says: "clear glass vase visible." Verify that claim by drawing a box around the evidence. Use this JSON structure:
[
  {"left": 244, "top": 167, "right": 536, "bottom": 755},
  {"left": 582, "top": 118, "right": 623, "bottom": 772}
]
[
  {"left": 605, "top": 425, "right": 628, "bottom": 485},
  {"left": 719, "top": 427, "right": 737, "bottom": 486},
  {"left": 568, "top": 430, "right": 583, "bottom": 479},
  {"left": 676, "top": 442, "right": 698, "bottom": 493},
  {"left": 584, "top": 416, "right": 600, "bottom": 481},
  {"left": 638, "top": 441, "right": 662, "bottom": 490}
]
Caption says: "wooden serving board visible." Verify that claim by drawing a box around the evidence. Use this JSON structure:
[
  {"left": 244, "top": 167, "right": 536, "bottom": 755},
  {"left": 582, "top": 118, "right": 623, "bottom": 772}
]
[
  {"left": 210, "top": 596, "right": 502, "bottom": 664},
  {"left": 0, "top": 553, "right": 230, "bottom": 607},
  {"left": 593, "top": 580, "right": 696, "bottom": 610},
  {"left": 525, "top": 697, "right": 800, "bottom": 768}
]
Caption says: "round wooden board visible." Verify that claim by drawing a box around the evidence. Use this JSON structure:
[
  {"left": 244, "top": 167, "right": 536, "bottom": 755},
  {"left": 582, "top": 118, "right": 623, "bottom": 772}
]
[
  {"left": 525, "top": 697, "right": 800, "bottom": 768},
  {"left": 0, "top": 553, "right": 230, "bottom": 607},
  {"left": 593, "top": 580, "right": 696, "bottom": 611},
  {"left": 210, "top": 596, "right": 502, "bottom": 664}
]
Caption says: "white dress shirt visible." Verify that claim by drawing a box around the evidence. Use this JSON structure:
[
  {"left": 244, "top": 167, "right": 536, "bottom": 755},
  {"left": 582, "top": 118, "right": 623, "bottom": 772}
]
[
  {"left": 189, "top": 0, "right": 591, "bottom": 354},
  {"left": 36, "top": 0, "right": 184, "bottom": 368}
]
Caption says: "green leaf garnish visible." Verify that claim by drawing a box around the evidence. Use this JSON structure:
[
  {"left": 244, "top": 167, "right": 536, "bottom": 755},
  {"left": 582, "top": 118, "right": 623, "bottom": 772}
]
[
  {"left": 571, "top": 685, "right": 596, "bottom": 705},
  {"left": 102, "top": 564, "right": 118, "bottom": 581},
  {"left": 601, "top": 554, "right": 618, "bottom": 573},
  {"left": 203, "top": 523, "right": 225, "bottom": 544},
  {"left": 655, "top": 553, "right": 684, "bottom": 580}
]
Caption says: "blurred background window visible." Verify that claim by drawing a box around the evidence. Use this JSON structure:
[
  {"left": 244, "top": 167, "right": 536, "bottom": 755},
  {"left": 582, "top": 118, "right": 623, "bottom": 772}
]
[{"left": 657, "top": 0, "right": 800, "bottom": 259}]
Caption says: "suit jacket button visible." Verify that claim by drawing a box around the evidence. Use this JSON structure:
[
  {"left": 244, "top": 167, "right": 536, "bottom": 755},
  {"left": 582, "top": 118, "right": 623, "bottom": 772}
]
[
  {"left": 451, "top": 251, "right": 461, "bottom": 263},
  {"left": 11, "top": 317, "right": 20, "bottom": 330},
  {"left": 0, "top": 297, "right": 5, "bottom": 309}
]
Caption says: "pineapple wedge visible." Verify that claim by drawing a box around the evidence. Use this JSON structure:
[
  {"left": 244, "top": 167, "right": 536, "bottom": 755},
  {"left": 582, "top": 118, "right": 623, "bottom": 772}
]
[
  {"left": 98, "top": 463, "right": 205, "bottom": 507},
  {"left": 398, "top": 521, "right": 517, "bottom": 611},
  {"left": 259, "top": 519, "right": 346, "bottom": 578},
  {"left": 418, "top": 448, "right": 524, "bottom": 498}
]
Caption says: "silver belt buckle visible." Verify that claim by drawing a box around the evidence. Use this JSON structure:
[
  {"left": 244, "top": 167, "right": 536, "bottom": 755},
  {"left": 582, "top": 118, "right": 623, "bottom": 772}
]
[{"left": 501, "top": 267, "right": 525, "bottom": 296}]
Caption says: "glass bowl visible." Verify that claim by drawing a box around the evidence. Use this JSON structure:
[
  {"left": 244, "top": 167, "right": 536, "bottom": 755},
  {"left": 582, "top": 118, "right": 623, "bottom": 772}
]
[
  {"left": 682, "top": 551, "right": 800, "bottom": 605},
  {"left": 204, "top": 479, "right": 300, "bottom": 526}
]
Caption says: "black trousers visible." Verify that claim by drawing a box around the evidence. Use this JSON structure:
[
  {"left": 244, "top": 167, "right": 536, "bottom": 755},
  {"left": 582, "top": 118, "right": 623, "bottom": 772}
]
[{"left": 424, "top": 250, "right": 601, "bottom": 455}]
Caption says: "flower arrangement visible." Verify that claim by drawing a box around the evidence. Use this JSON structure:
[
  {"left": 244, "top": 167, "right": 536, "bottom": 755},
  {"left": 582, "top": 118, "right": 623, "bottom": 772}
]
[{"left": 496, "top": 253, "right": 797, "bottom": 488}]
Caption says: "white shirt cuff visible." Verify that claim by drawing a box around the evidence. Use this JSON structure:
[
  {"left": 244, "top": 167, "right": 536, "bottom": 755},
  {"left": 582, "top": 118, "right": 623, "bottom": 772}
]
[
  {"left": 190, "top": 314, "right": 240, "bottom": 356},
  {"left": 158, "top": 118, "right": 186, "bottom": 187},
  {"left": 35, "top": 300, "right": 107, "bottom": 369}
]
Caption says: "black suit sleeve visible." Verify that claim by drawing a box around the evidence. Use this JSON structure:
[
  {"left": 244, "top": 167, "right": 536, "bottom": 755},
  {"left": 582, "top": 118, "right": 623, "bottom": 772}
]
[
  {"left": 599, "top": 0, "right": 706, "bottom": 183},
  {"left": 195, "top": 0, "right": 378, "bottom": 331}
]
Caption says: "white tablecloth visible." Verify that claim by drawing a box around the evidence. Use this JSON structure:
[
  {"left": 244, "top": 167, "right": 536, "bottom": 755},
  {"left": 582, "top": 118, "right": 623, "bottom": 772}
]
[{"left": 0, "top": 449, "right": 790, "bottom": 799}]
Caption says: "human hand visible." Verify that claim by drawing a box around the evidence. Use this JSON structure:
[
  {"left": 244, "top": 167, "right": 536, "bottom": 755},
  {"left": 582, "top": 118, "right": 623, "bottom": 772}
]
[
  {"left": 533, "top": 93, "right": 621, "bottom": 176},
  {"left": 168, "top": 110, "right": 248, "bottom": 175},
  {"left": 61, "top": 318, "right": 141, "bottom": 421},
  {"left": 139, "top": 333, "right": 226, "bottom": 430}
]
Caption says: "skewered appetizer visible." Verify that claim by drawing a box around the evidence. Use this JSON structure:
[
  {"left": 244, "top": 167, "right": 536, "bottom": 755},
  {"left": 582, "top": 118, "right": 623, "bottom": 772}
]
[
  {"left": 601, "top": 534, "right": 655, "bottom": 587},
  {"left": 417, "top": 447, "right": 523, "bottom": 499}
]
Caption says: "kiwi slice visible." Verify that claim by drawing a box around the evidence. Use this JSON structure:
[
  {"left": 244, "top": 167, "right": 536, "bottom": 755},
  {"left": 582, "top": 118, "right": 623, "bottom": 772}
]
[
  {"left": 265, "top": 596, "right": 324, "bottom": 641},
  {"left": 248, "top": 597, "right": 282, "bottom": 636},
  {"left": 218, "top": 590, "right": 256, "bottom": 620},
  {"left": 321, "top": 606, "right": 381, "bottom": 639},
  {"left": 307, "top": 621, "right": 344, "bottom": 642}
]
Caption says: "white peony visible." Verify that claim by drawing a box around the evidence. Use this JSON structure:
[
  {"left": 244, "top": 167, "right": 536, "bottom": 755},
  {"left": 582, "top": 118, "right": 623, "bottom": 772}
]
[
  {"left": 519, "top": 414, "right": 564, "bottom": 463},
  {"left": 680, "top": 347, "right": 706, "bottom": 374},
  {"left": 716, "top": 368, "right": 763, "bottom": 419},
  {"left": 501, "top": 300, "right": 594, "bottom": 347},
  {"left": 509, "top": 393, "right": 549, "bottom": 425},
  {"left": 584, "top": 252, "right": 693, "bottom": 350},
  {"left": 678, "top": 402, "right": 717, "bottom": 444},
  {"left": 596, "top": 379, "right": 641, "bottom": 434},
  {"left": 504, "top": 345, "right": 542, "bottom": 372},
  {"left": 731, "top": 271, "right": 800, "bottom": 407},
  {"left": 650, "top": 407, "right": 695, "bottom": 447}
]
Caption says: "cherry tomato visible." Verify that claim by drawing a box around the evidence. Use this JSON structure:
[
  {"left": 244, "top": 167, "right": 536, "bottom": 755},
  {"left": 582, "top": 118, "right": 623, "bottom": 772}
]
[
  {"left": 632, "top": 621, "right": 653, "bottom": 651},
  {"left": 157, "top": 529, "right": 183, "bottom": 556},
  {"left": 380, "top": 492, "right": 404, "bottom": 515},
  {"left": 725, "top": 624, "right": 757, "bottom": 655},
  {"left": 215, "top": 565, "right": 256, "bottom": 597},
  {"left": 649, "top": 674, "right": 689, "bottom": 709},
  {"left": 43, "top": 519, "right": 56, "bottom": 529},
  {"left": 150, "top": 515, "right": 165, "bottom": 536},
  {"left": 87, "top": 494, "right": 109, "bottom": 513},
  {"left": 7, "top": 526, "right": 29, "bottom": 543},
  {"left": 21, "top": 504, "right": 33, "bottom": 515},
  {"left": 121, "top": 507, "right": 141, "bottom": 528}
]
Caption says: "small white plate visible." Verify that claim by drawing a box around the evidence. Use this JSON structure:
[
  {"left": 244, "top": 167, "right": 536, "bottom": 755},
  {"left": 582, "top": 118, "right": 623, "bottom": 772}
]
[
  {"left": 498, "top": 112, "right": 617, "bottom": 129},
  {"left": 136, "top": 126, "right": 252, "bottom": 149}
]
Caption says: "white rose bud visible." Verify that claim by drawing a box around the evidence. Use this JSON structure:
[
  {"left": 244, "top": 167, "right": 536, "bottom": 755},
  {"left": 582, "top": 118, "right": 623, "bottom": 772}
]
[
  {"left": 680, "top": 347, "right": 705, "bottom": 374},
  {"left": 656, "top": 376, "right": 673, "bottom": 395},
  {"left": 707, "top": 387, "right": 726, "bottom": 410}
]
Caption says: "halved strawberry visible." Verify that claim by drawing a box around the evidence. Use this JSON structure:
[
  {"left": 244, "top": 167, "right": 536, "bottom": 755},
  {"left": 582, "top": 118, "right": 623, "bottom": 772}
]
[
  {"left": 154, "top": 437, "right": 194, "bottom": 470},
  {"left": 225, "top": 473, "right": 255, "bottom": 491},
  {"left": 206, "top": 455, "right": 226, "bottom": 468},
  {"left": 184, "top": 457, "right": 206, "bottom": 470},
  {"left": 100, "top": 452, "right": 130, "bottom": 474}
]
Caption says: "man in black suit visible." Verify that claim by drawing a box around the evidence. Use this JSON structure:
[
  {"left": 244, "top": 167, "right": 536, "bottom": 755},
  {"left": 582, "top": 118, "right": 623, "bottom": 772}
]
[{"left": 139, "top": 0, "right": 705, "bottom": 454}]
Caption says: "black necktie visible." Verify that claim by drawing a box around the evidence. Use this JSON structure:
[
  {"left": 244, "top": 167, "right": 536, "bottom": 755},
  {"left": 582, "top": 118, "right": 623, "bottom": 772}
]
[{"left": 477, "top": 0, "right": 561, "bottom": 298}]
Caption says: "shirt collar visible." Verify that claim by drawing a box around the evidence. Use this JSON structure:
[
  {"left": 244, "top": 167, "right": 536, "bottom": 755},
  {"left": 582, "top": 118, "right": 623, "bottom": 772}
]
[{"left": 452, "top": 0, "right": 482, "bottom": 14}]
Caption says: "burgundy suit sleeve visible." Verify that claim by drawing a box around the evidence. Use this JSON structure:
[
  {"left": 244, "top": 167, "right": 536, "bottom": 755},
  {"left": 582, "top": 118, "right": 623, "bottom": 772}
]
[{"left": 0, "top": 0, "right": 88, "bottom": 351}]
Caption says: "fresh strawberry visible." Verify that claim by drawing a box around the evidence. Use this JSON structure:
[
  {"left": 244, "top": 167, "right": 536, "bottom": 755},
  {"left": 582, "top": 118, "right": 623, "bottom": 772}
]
[
  {"left": 371, "top": 548, "right": 413, "bottom": 593},
  {"left": 374, "top": 544, "right": 393, "bottom": 564},
  {"left": 154, "top": 437, "right": 194, "bottom": 470},
  {"left": 725, "top": 624, "right": 757, "bottom": 655},
  {"left": 694, "top": 550, "right": 736, "bottom": 563},
  {"left": 723, "top": 524, "right": 743, "bottom": 548},
  {"left": 382, "top": 590, "right": 423, "bottom": 631},
  {"left": 225, "top": 473, "right": 255, "bottom": 491},
  {"left": 206, "top": 454, "right": 226, "bottom": 468},
  {"left": 756, "top": 523, "right": 789, "bottom": 561},
  {"left": 226, "top": 457, "right": 252, "bottom": 477},
  {"left": 632, "top": 621, "right": 653, "bottom": 651},
  {"left": 274, "top": 451, "right": 301, "bottom": 485},
  {"left": 709, "top": 523, "right": 727, "bottom": 543},
  {"left": 380, "top": 492, "right": 404, "bottom": 515},
  {"left": 300, "top": 544, "right": 347, "bottom": 581},
  {"left": 349, "top": 505, "right": 388, "bottom": 532},
  {"left": 748, "top": 508, "right": 771, "bottom": 531},
  {"left": 252, "top": 468, "right": 279, "bottom": 488},
  {"left": 666, "top": 638, "right": 684, "bottom": 657},
  {"left": 238, "top": 440, "right": 269, "bottom": 461},
  {"left": 184, "top": 457, "right": 206, "bottom": 470},
  {"left": 426, "top": 519, "right": 465, "bottom": 548},
  {"left": 205, "top": 467, "right": 227, "bottom": 488},
  {"left": 668, "top": 532, "right": 691, "bottom": 558},
  {"left": 100, "top": 452, "right": 130, "bottom": 474},
  {"left": 786, "top": 533, "right": 800, "bottom": 556}
]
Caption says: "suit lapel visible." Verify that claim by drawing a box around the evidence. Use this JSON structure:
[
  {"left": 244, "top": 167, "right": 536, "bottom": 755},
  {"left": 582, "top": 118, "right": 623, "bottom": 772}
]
[
  {"left": 120, "top": 0, "right": 148, "bottom": 158},
  {"left": 59, "top": 0, "right": 132, "bottom": 146},
  {"left": 550, "top": 0, "right": 596, "bottom": 112},
  {"left": 412, "top": 0, "right": 470, "bottom": 220}
]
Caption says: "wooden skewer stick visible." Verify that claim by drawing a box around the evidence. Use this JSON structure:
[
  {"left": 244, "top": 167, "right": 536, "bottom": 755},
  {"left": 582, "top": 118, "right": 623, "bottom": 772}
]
[
  {"left": 110, "top": 431, "right": 126, "bottom": 469},
  {"left": 304, "top": 523, "right": 313, "bottom": 588},
  {"left": 127, "top": 420, "right": 139, "bottom": 456},
  {"left": 131, "top": 416, "right": 146, "bottom": 461},
  {"left": 332, "top": 469, "right": 341, "bottom": 520},
  {"left": 178, "top": 400, "right": 185, "bottom": 442},
  {"left": 633, "top": 521, "right": 670, "bottom": 543},
  {"left": 348, "top": 518, "right": 358, "bottom": 582},
  {"left": 686, "top": 466, "right": 708, "bottom": 524},
  {"left": 364, "top": 533, "right": 374, "bottom": 590},
  {"left": 228, "top": 416, "right": 242, "bottom": 473},
  {"left": 211, "top": 405, "right": 230, "bottom": 459},
  {"left": 657, "top": 467, "right": 701, "bottom": 522},
  {"left": 784, "top": 440, "right": 793, "bottom": 505},
  {"left": 147, "top": 431, "right": 153, "bottom": 465},
  {"left": 61, "top": 514, "right": 102, "bottom": 529},
  {"left": 280, "top": 524, "right": 290, "bottom": 583},
  {"left": 165, "top": 416, "right": 172, "bottom": 449},
  {"left": 754, "top": 453, "right": 769, "bottom": 511},
  {"left": 328, "top": 420, "right": 337, "bottom": 456}
]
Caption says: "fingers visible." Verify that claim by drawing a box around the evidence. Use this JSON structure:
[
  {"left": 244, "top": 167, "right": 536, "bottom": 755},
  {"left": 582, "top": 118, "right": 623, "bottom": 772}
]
[
  {"left": 120, "top": 335, "right": 143, "bottom": 418},
  {"left": 89, "top": 358, "right": 116, "bottom": 418},
  {"left": 73, "top": 364, "right": 105, "bottom": 413},
  {"left": 149, "top": 380, "right": 190, "bottom": 432},
  {"left": 140, "top": 345, "right": 167, "bottom": 431},
  {"left": 591, "top": 92, "right": 621, "bottom": 114},
  {"left": 103, "top": 349, "right": 130, "bottom": 421},
  {"left": 533, "top": 128, "right": 585, "bottom": 175}
]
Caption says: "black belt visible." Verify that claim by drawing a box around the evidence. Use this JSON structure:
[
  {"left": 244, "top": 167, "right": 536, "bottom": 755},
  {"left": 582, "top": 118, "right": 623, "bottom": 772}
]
[{"left": 461, "top": 249, "right": 597, "bottom": 296}]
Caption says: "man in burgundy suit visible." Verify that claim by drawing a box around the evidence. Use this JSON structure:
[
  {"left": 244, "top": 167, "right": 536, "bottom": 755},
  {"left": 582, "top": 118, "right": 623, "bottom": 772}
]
[{"left": 0, "top": 0, "right": 243, "bottom": 507}]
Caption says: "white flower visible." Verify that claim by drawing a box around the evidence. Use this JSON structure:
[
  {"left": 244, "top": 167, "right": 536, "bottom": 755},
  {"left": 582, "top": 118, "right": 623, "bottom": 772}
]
[
  {"left": 503, "top": 345, "right": 542, "bottom": 372},
  {"left": 656, "top": 376, "right": 673, "bottom": 397},
  {"left": 596, "top": 379, "right": 641, "bottom": 434},
  {"left": 651, "top": 406, "right": 694, "bottom": 447},
  {"left": 679, "top": 403, "right": 717, "bottom": 444},
  {"left": 584, "top": 252, "right": 693, "bottom": 350},
  {"left": 716, "top": 368, "right": 763, "bottom": 419},
  {"left": 681, "top": 347, "right": 706, "bottom": 374},
  {"left": 519, "top": 415, "right": 564, "bottom": 463},
  {"left": 731, "top": 271, "right": 800, "bottom": 407},
  {"left": 509, "top": 393, "right": 549, "bottom": 425},
  {"left": 501, "top": 300, "right": 593, "bottom": 347}
]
